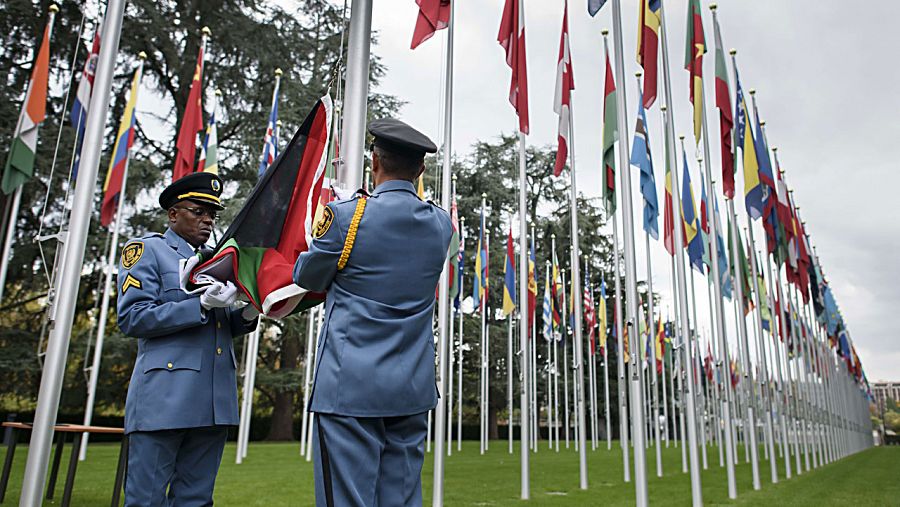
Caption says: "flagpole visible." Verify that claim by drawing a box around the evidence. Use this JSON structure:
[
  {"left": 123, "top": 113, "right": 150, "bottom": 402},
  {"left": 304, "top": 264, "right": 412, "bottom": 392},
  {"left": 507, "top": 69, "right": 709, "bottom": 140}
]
[
  {"left": 657, "top": 0, "right": 702, "bottom": 502},
  {"left": 551, "top": 236, "right": 560, "bottom": 452},
  {"left": 458, "top": 216, "right": 466, "bottom": 452},
  {"left": 508, "top": 312, "right": 514, "bottom": 454},
  {"left": 603, "top": 306, "right": 611, "bottom": 451},
  {"left": 531, "top": 221, "right": 538, "bottom": 453},
  {"left": 560, "top": 266, "right": 570, "bottom": 449},
  {"left": 613, "top": 211, "right": 629, "bottom": 479},
  {"left": 431, "top": 0, "right": 455, "bottom": 500},
  {"left": 305, "top": 306, "right": 324, "bottom": 462},
  {"left": 80, "top": 53, "right": 146, "bottom": 461},
  {"left": 566, "top": 97, "right": 588, "bottom": 484},
  {"left": 299, "top": 308, "right": 316, "bottom": 457},
  {"left": 338, "top": 0, "right": 372, "bottom": 189},
  {"left": 546, "top": 260, "right": 555, "bottom": 451},
  {"left": 19, "top": 1, "right": 125, "bottom": 503},
  {"left": 447, "top": 176, "right": 457, "bottom": 458},
  {"left": 259, "top": 69, "right": 282, "bottom": 169},
  {"left": 479, "top": 194, "right": 487, "bottom": 455}
]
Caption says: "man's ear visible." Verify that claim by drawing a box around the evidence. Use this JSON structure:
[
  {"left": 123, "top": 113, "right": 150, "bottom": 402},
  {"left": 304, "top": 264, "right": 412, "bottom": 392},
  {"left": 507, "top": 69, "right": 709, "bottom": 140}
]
[
  {"left": 414, "top": 161, "right": 425, "bottom": 180},
  {"left": 167, "top": 207, "right": 177, "bottom": 223}
]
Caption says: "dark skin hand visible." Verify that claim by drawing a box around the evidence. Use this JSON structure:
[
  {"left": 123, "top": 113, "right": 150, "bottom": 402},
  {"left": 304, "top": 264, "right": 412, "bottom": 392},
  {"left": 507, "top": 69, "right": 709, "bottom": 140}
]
[
  {"left": 167, "top": 200, "right": 217, "bottom": 248},
  {"left": 371, "top": 151, "right": 426, "bottom": 188}
]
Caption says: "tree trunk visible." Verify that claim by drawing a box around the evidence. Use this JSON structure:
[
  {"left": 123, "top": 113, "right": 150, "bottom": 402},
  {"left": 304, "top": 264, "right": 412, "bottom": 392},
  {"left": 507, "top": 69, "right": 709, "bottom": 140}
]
[{"left": 266, "top": 331, "right": 300, "bottom": 441}]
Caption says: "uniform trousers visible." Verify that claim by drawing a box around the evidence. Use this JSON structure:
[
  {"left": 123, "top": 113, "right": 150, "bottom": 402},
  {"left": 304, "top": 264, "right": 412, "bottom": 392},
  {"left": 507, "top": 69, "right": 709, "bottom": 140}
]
[
  {"left": 125, "top": 426, "right": 228, "bottom": 507},
  {"left": 313, "top": 412, "right": 428, "bottom": 507}
]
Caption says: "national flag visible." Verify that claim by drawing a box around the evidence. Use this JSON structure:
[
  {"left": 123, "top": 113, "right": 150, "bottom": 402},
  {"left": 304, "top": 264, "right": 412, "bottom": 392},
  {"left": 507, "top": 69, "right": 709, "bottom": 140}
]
[
  {"left": 684, "top": 0, "right": 706, "bottom": 143},
  {"left": 411, "top": 0, "right": 451, "bottom": 49},
  {"left": 630, "top": 89, "right": 658, "bottom": 240},
  {"left": 542, "top": 274, "right": 553, "bottom": 341},
  {"left": 198, "top": 92, "right": 220, "bottom": 174},
  {"left": 663, "top": 149, "right": 675, "bottom": 255},
  {"left": 568, "top": 268, "right": 575, "bottom": 331},
  {"left": 417, "top": 174, "right": 425, "bottom": 199},
  {"left": 588, "top": 0, "right": 608, "bottom": 17},
  {"left": 473, "top": 208, "right": 488, "bottom": 310},
  {"left": 714, "top": 194, "right": 733, "bottom": 299},
  {"left": 551, "top": 247, "right": 562, "bottom": 326},
  {"left": 711, "top": 9, "right": 734, "bottom": 199},
  {"left": 498, "top": 0, "right": 529, "bottom": 134},
  {"left": 502, "top": 228, "right": 516, "bottom": 316},
  {"left": 601, "top": 45, "right": 618, "bottom": 214},
  {"left": 699, "top": 169, "right": 711, "bottom": 270},
  {"left": 527, "top": 234, "right": 538, "bottom": 329},
  {"left": 259, "top": 78, "right": 281, "bottom": 176},
  {"left": 173, "top": 42, "right": 206, "bottom": 182},
  {"left": 734, "top": 71, "right": 762, "bottom": 219},
  {"left": 584, "top": 270, "right": 596, "bottom": 355},
  {"left": 681, "top": 149, "right": 703, "bottom": 273},
  {"left": 727, "top": 217, "right": 754, "bottom": 314},
  {"left": 100, "top": 66, "right": 142, "bottom": 227},
  {"left": 598, "top": 277, "right": 608, "bottom": 355},
  {"left": 454, "top": 218, "right": 465, "bottom": 310},
  {"left": 758, "top": 272, "right": 771, "bottom": 332},
  {"left": 553, "top": 0, "right": 574, "bottom": 177},
  {"left": 636, "top": 0, "right": 660, "bottom": 108},
  {"left": 774, "top": 161, "right": 793, "bottom": 264},
  {"left": 70, "top": 29, "right": 101, "bottom": 182},
  {"left": 655, "top": 316, "right": 665, "bottom": 374},
  {"left": 188, "top": 96, "right": 333, "bottom": 318},
  {"left": 2, "top": 11, "right": 54, "bottom": 195},
  {"left": 448, "top": 197, "right": 461, "bottom": 303}
]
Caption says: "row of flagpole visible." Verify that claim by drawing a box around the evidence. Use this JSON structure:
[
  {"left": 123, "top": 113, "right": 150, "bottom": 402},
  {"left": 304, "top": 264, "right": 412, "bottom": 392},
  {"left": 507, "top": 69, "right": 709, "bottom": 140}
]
[{"left": 2, "top": 0, "right": 876, "bottom": 505}]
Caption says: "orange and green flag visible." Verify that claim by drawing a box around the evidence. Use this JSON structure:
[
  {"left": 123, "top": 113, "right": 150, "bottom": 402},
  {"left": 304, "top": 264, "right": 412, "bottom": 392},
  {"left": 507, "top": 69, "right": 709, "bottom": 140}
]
[
  {"left": 3, "top": 9, "right": 56, "bottom": 194},
  {"left": 601, "top": 42, "right": 618, "bottom": 214}
]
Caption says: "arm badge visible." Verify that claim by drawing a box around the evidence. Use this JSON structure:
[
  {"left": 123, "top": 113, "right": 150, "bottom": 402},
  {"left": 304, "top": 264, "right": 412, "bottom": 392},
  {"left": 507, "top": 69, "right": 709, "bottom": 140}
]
[
  {"left": 313, "top": 206, "right": 334, "bottom": 239},
  {"left": 121, "top": 242, "right": 144, "bottom": 269}
]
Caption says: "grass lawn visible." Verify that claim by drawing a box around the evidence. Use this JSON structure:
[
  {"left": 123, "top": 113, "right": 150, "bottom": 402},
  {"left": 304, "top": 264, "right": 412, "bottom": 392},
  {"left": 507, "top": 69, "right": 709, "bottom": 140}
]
[{"left": 1, "top": 439, "right": 897, "bottom": 505}]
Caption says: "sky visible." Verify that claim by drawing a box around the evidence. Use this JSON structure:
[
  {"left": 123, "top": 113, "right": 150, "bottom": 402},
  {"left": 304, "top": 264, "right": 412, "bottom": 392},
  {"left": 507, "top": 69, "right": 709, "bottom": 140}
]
[{"left": 330, "top": 0, "right": 900, "bottom": 382}]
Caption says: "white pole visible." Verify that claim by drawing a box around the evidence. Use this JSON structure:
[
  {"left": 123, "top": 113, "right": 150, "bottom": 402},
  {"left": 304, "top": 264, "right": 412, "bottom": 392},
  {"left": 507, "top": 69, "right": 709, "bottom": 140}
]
[
  {"left": 338, "top": 0, "right": 372, "bottom": 190},
  {"left": 508, "top": 314, "right": 514, "bottom": 454},
  {"left": 299, "top": 308, "right": 316, "bottom": 456},
  {"left": 479, "top": 194, "right": 487, "bottom": 455},
  {"left": 517, "top": 128, "right": 531, "bottom": 498},
  {"left": 457, "top": 217, "right": 465, "bottom": 452},
  {"left": 0, "top": 187, "right": 22, "bottom": 303},
  {"left": 19, "top": 3, "right": 124, "bottom": 503},
  {"left": 306, "top": 306, "right": 324, "bottom": 462},
  {"left": 561, "top": 267, "right": 570, "bottom": 450},
  {"left": 645, "top": 231, "right": 662, "bottom": 477},
  {"left": 657, "top": 0, "right": 701, "bottom": 502},
  {"left": 79, "top": 54, "right": 146, "bottom": 463},
  {"left": 611, "top": 0, "right": 647, "bottom": 501},
  {"left": 240, "top": 324, "right": 262, "bottom": 460},
  {"left": 546, "top": 261, "right": 553, "bottom": 451}
]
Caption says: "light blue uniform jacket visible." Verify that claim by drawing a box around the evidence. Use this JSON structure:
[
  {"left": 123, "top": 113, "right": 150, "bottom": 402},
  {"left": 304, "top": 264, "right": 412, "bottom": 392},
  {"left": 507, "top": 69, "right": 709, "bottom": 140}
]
[
  {"left": 294, "top": 179, "right": 452, "bottom": 417},
  {"left": 117, "top": 228, "right": 256, "bottom": 434}
]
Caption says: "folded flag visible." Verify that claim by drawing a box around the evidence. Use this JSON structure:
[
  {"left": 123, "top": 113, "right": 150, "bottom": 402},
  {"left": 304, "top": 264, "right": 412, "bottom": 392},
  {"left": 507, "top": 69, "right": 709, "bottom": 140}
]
[{"left": 188, "top": 96, "right": 333, "bottom": 318}]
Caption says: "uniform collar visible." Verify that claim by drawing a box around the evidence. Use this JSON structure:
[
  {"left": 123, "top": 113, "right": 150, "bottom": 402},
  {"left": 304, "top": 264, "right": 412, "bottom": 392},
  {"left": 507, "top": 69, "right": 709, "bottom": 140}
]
[
  {"left": 164, "top": 228, "right": 202, "bottom": 258},
  {"left": 372, "top": 179, "right": 417, "bottom": 197}
]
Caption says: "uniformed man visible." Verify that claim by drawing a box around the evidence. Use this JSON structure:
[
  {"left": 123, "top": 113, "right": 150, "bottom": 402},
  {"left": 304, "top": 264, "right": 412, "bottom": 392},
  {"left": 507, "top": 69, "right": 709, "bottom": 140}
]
[
  {"left": 294, "top": 118, "right": 452, "bottom": 507},
  {"left": 117, "top": 171, "right": 258, "bottom": 506}
]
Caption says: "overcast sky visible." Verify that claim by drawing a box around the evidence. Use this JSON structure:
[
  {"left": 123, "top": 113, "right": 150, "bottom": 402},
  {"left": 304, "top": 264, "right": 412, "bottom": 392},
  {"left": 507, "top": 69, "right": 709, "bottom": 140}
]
[{"left": 330, "top": 0, "right": 899, "bottom": 382}]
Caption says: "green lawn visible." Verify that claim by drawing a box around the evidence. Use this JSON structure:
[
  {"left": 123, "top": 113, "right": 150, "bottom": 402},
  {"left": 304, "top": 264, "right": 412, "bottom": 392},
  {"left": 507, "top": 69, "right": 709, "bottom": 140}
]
[{"left": 1, "top": 440, "right": 897, "bottom": 505}]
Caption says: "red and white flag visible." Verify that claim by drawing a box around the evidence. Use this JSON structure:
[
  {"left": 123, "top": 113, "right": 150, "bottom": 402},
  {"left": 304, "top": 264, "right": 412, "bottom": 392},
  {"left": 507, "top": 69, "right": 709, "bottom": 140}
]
[
  {"left": 552, "top": 0, "right": 574, "bottom": 176},
  {"left": 411, "top": 0, "right": 450, "bottom": 49},
  {"left": 498, "top": 0, "right": 529, "bottom": 134}
]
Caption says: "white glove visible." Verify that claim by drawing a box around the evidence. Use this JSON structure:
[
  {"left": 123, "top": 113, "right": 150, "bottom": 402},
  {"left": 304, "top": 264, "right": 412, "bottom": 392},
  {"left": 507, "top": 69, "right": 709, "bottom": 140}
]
[
  {"left": 241, "top": 304, "right": 260, "bottom": 321},
  {"left": 200, "top": 281, "right": 238, "bottom": 310},
  {"left": 179, "top": 255, "right": 202, "bottom": 293}
]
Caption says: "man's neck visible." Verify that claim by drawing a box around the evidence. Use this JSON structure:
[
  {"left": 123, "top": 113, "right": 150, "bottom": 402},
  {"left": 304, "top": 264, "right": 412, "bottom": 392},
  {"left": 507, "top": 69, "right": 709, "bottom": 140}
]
[{"left": 373, "top": 175, "right": 414, "bottom": 188}]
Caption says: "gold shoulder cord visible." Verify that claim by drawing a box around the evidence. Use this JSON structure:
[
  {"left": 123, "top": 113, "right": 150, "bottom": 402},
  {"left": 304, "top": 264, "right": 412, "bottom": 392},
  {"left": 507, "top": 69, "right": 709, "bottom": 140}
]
[{"left": 338, "top": 197, "right": 367, "bottom": 270}]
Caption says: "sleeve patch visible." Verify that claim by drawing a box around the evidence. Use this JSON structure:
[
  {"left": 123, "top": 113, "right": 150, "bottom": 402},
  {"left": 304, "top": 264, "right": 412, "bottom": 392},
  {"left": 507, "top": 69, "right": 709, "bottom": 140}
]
[
  {"left": 313, "top": 206, "right": 334, "bottom": 239},
  {"left": 121, "top": 242, "right": 144, "bottom": 269},
  {"left": 121, "top": 274, "right": 143, "bottom": 294}
]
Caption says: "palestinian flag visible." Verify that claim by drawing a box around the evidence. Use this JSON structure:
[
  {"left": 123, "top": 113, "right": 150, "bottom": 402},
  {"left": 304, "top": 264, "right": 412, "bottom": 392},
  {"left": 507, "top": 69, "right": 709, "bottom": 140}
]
[{"left": 189, "top": 96, "right": 333, "bottom": 318}]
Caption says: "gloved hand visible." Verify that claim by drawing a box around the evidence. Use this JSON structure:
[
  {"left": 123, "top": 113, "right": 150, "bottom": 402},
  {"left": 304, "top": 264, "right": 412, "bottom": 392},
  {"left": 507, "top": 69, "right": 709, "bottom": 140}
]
[
  {"left": 241, "top": 304, "right": 260, "bottom": 321},
  {"left": 200, "top": 281, "right": 238, "bottom": 310},
  {"left": 179, "top": 255, "right": 202, "bottom": 293}
]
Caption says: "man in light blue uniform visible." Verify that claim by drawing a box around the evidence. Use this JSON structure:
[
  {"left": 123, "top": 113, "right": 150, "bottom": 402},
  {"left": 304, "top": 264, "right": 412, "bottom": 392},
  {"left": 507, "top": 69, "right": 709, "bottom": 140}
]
[
  {"left": 294, "top": 118, "right": 452, "bottom": 507},
  {"left": 118, "top": 172, "right": 258, "bottom": 506}
]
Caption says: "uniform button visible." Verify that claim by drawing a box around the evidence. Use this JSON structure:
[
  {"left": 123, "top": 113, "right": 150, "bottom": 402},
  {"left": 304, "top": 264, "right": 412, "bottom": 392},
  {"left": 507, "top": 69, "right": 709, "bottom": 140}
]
[
  {"left": 217, "top": 322, "right": 222, "bottom": 329},
  {"left": 216, "top": 347, "right": 223, "bottom": 355},
  {"left": 167, "top": 362, "right": 174, "bottom": 369}
]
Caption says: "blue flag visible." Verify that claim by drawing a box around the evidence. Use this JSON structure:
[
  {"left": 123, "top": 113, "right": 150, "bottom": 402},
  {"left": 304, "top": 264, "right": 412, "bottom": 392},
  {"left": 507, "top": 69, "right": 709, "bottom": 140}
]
[
  {"left": 630, "top": 90, "right": 658, "bottom": 240},
  {"left": 588, "top": 0, "right": 608, "bottom": 16}
]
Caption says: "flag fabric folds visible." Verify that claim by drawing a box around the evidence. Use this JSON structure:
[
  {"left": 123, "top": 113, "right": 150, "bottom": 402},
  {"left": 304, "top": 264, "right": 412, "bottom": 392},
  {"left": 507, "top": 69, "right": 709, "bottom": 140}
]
[
  {"left": 543, "top": 274, "right": 553, "bottom": 341},
  {"left": 684, "top": 0, "right": 706, "bottom": 143},
  {"left": 630, "top": 89, "right": 658, "bottom": 240},
  {"left": 498, "top": 0, "right": 529, "bottom": 134},
  {"left": 259, "top": 79, "right": 281, "bottom": 176},
  {"left": 528, "top": 235, "right": 538, "bottom": 329},
  {"left": 711, "top": 11, "right": 734, "bottom": 199},
  {"left": 735, "top": 71, "right": 762, "bottom": 219},
  {"left": 199, "top": 94, "right": 219, "bottom": 174},
  {"left": 473, "top": 209, "right": 488, "bottom": 311},
  {"left": 173, "top": 43, "right": 206, "bottom": 182},
  {"left": 663, "top": 149, "right": 676, "bottom": 255},
  {"left": 502, "top": 228, "right": 516, "bottom": 316},
  {"left": 2, "top": 15, "right": 53, "bottom": 195},
  {"left": 448, "top": 198, "right": 461, "bottom": 303},
  {"left": 411, "top": 0, "right": 451, "bottom": 49},
  {"left": 681, "top": 150, "right": 703, "bottom": 272},
  {"left": 636, "top": 0, "right": 660, "bottom": 108},
  {"left": 100, "top": 67, "right": 141, "bottom": 227},
  {"left": 583, "top": 270, "right": 596, "bottom": 355},
  {"left": 188, "top": 96, "right": 333, "bottom": 318},
  {"left": 588, "top": 0, "right": 608, "bottom": 17},
  {"left": 601, "top": 45, "right": 618, "bottom": 215},
  {"left": 598, "top": 278, "right": 608, "bottom": 355},
  {"left": 70, "top": 30, "right": 101, "bottom": 182},
  {"left": 553, "top": 0, "right": 574, "bottom": 177}
]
